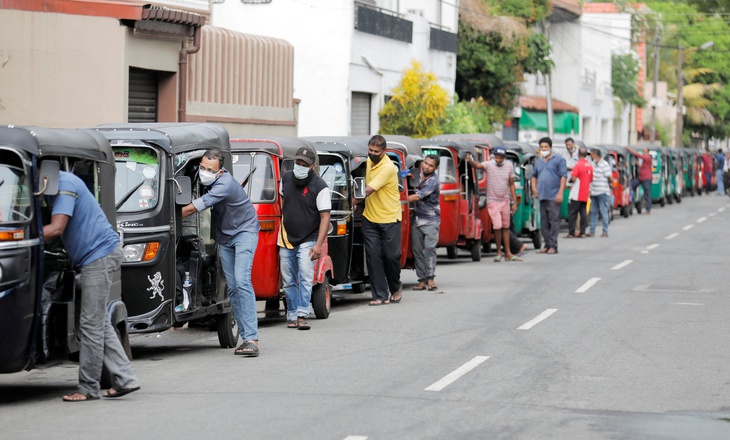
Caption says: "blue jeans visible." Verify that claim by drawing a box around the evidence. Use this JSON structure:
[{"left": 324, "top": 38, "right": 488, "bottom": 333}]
[
  {"left": 78, "top": 245, "right": 138, "bottom": 397},
  {"left": 716, "top": 170, "right": 725, "bottom": 194},
  {"left": 631, "top": 178, "right": 652, "bottom": 212},
  {"left": 218, "top": 231, "right": 259, "bottom": 342},
  {"left": 279, "top": 241, "right": 315, "bottom": 321},
  {"left": 590, "top": 193, "right": 610, "bottom": 234}
]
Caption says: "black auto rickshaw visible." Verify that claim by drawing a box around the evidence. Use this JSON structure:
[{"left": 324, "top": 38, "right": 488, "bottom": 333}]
[
  {"left": 95, "top": 123, "right": 238, "bottom": 348},
  {"left": 0, "top": 126, "right": 129, "bottom": 373}
]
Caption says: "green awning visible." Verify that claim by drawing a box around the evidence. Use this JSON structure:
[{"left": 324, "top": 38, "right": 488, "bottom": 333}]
[{"left": 520, "top": 110, "right": 579, "bottom": 134}]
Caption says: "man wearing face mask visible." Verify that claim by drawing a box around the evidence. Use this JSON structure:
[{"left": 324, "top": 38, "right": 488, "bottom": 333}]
[
  {"left": 182, "top": 149, "right": 261, "bottom": 357},
  {"left": 466, "top": 147, "right": 521, "bottom": 262},
  {"left": 357, "top": 135, "right": 402, "bottom": 306},
  {"left": 531, "top": 137, "right": 567, "bottom": 254},
  {"left": 278, "top": 146, "right": 331, "bottom": 330}
]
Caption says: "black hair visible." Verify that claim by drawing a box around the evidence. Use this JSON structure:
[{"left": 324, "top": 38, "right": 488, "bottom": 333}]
[
  {"left": 369, "top": 135, "right": 386, "bottom": 150},
  {"left": 538, "top": 137, "right": 552, "bottom": 148},
  {"left": 203, "top": 148, "right": 225, "bottom": 168},
  {"left": 565, "top": 137, "right": 574, "bottom": 144},
  {"left": 424, "top": 154, "right": 439, "bottom": 167}
]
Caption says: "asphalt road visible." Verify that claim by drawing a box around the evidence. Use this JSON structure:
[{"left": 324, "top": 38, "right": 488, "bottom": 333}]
[{"left": 2, "top": 194, "right": 730, "bottom": 440}]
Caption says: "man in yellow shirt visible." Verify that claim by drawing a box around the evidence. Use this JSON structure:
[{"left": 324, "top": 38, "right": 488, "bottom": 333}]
[{"left": 362, "top": 135, "right": 402, "bottom": 305}]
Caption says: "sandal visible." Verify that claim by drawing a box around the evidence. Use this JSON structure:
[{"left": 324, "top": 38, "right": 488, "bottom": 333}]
[
  {"left": 368, "top": 300, "right": 389, "bottom": 306},
  {"left": 234, "top": 341, "right": 259, "bottom": 357},
  {"left": 103, "top": 386, "right": 140, "bottom": 398},
  {"left": 428, "top": 284, "right": 438, "bottom": 291},
  {"left": 390, "top": 289, "right": 402, "bottom": 303},
  {"left": 507, "top": 256, "right": 523, "bottom": 262},
  {"left": 62, "top": 392, "right": 99, "bottom": 402},
  {"left": 297, "top": 318, "right": 311, "bottom": 330},
  {"left": 412, "top": 283, "right": 428, "bottom": 291},
  {"left": 287, "top": 321, "right": 298, "bottom": 329},
  {"left": 493, "top": 255, "right": 503, "bottom": 262}
]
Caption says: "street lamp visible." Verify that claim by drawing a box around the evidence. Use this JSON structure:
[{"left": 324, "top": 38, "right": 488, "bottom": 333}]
[{"left": 675, "top": 41, "right": 714, "bottom": 147}]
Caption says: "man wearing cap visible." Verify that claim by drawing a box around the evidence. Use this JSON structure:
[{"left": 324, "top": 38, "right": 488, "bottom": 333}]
[
  {"left": 466, "top": 147, "right": 521, "bottom": 262},
  {"left": 278, "top": 146, "right": 331, "bottom": 330}
]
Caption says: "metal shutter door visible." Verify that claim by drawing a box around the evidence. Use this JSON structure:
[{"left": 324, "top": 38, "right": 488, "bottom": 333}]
[
  {"left": 351, "top": 92, "right": 371, "bottom": 136},
  {"left": 128, "top": 68, "right": 158, "bottom": 123}
]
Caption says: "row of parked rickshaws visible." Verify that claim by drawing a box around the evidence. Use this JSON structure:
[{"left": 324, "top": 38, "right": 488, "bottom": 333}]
[{"left": 0, "top": 123, "right": 703, "bottom": 376}]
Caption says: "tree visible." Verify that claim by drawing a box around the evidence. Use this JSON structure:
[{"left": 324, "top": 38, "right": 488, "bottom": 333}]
[
  {"left": 379, "top": 61, "right": 449, "bottom": 138},
  {"left": 612, "top": 52, "right": 646, "bottom": 107}
]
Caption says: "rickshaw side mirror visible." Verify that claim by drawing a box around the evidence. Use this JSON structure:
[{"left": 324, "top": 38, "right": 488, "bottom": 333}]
[
  {"left": 174, "top": 176, "right": 192, "bottom": 205},
  {"left": 353, "top": 177, "right": 366, "bottom": 199},
  {"left": 36, "top": 160, "right": 60, "bottom": 196}
]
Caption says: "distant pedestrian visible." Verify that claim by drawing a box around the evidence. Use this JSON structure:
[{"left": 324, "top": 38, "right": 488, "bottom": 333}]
[
  {"left": 563, "top": 137, "right": 579, "bottom": 171},
  {"left": 467, "top": 147, "right": 521, "bottom": 261},
  {"left": 716, "top": 149, "right": 725, "bottom": 195},
  {"left": 566, "top": 147, "right": 593, "bottom": 238},
  {"left": 531, "top": 137, "right": 566, "bottom": 254},
  {"left": 588, "top": 149, "right": 613, "bottom": 238},
  {"left": 279, "top": 146, "right": 331, "bottom": 330},
  {"left": 702, "top": 150, "right": 714, "bottom": 193},
  {"left": 359, "top": 135, "right": 402, "bottom": 306},
  {"left": 626, "top": 146, "right": 652, "bottom": 214},
  {"left": 408, "top": 155, "right": 440, "bottom": 291}
]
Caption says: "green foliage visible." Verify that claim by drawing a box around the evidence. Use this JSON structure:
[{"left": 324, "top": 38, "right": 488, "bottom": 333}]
[
  {"left": 612, "top": 53, "right": 646, "bottom": 107},
  {"left": 524, "top": 32, "right": 554, "bottom": 75},
  {"left": 484, "top": 0, "right": 550, "bottom": 25},
  {"left": 655, "top": 120, "right": 673, "bottom": 147},
  {"left": 379, "top": 61, "right": 449, "bottom": 138},
  {"left": 440, "top": 96, "right": 506, "bottom": 134}
]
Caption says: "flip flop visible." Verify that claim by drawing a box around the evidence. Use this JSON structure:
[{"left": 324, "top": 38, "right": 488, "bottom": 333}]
[
  {"left": 103, "top": 386, "right": 140, "bottom": 398},
  {"left": 493, "top": 256, "right": 503, "bottom": 262},
  {"left": 428, "top": 285, "right": 438, "bottom": 291},
  {"left": 297, "top": 319, "right": 311, "bottom": 331},
  {"left": 412, "top": 284, "right": 428, "bottom": 291},
  {"left": 368, "top": 300, "right": 389, "bottom": 306},
  {"left": 507, "top": 256, "right": 523, "bottom": 262},
  {"left": 62, "top": 392, "right": 99, "bottom": 402},
  {"left": 234, "top": 341, "right": 260, "bottom": 357},
  {"left": 287, "top": 321, "right": 298, "bottom": 329}
]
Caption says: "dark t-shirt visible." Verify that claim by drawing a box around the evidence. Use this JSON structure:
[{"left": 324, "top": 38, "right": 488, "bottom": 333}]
[{"left": 280, "top": 171, "right": 331, "bottom": 247}]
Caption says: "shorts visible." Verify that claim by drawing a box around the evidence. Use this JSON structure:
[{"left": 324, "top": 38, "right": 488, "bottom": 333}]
[{"left": 487, "top": 200, "right": 510, "bottom": 229}]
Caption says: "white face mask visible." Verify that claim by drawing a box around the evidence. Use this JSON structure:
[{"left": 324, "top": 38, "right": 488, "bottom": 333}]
[
  {"left": 199, "top": 169, "right": 219, "bottom": 186},
  {"left": 293, "top": 164, "right": 310, "bottom": 180},
  {"left": 541, "top": 150, "right": 551, "bottom": 158}
]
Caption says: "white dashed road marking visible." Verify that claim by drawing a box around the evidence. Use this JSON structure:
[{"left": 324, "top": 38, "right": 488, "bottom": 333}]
[
  {"left": 647, "top": 244, "right": 659, "bottom": 250},
  {"left": 344, "top": 436, "right": 368, "bottom": 440},
  {"left": 518, "top": 309, "right": 558, "bottom": 330},
  {"left": 682, "top": 224, "right": 694, "bottom": 231},
  {"left": 611, "top": 260, "right": 633, "bottom": 270},
  {"left": 641, "top": 250, "right": 649, "bottom": 254},
  {"left": 697, "top": 217, "right": 707, "bottom": 223},
  {"left": 665, "top": 233, "right": 679, "bottom": 240},
  {"left": 709, "top": 212, "right": 716, "bottom": 217},
  {"left": 719, "top": 207, "right": 726, "bottom": 212},
  {"left": 575, "top": 278, "right": 601, "bottom": 293},
  {"left": 672, "top": 302, "right": 704, "bottom": 306},
  {"left": 425, "top": 356, "right": 489, "bottom": 391}
]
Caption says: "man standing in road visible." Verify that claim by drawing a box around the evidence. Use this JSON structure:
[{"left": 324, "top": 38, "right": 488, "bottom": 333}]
[
  {"left": 566, "top": 147, "right": 593, "bottom": 238},
  {"left": 588, "top": 149, "right": 614, "bottom": 238},
  {"left": 466, "top": 147, "right": 521, "bottom": 262},
  {"left": 702, "top": 150, "right": 714, "bottom": 193},
  {"left": 360, "top": 135, "right": 402, "bottom": 305},
  {"left": 563, "top": 137, "right": 579, "bottom": 171},
  {"left": 44, "top": 171, "right": 140, "bottom": 402},
  {"left": 182, "top": 149, "right": 261, "bottom": 357},
  {"left": 715, "top": 149, "right": 725, "bottom": 195},
  {"left": 626, "top": 146, "right": 653, "bottom": 214},
  {"left": 278, "top": 146, "right": 331, "bottom": 330},
  {"left": 408, "top": 154, "right": 440, "bottom": 291},
  {"left": 531, "top": 137, "right": 566, "bottom": 254}
]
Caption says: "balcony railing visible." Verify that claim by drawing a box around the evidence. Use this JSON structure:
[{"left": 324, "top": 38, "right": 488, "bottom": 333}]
[{"left": 354, "top": 1, "right": 412, "bottom": 44}]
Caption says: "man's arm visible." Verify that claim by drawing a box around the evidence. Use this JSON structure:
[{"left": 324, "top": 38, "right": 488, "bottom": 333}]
[
  {"left": 310, "top": 211, "right": 331, "bottom": 261},
  {"left": 509, "top": 176, "right": 517, "bottom": 214},
  {"left": 182, "top": 203, "right": 198, "bottom": 219},
  {"left": 464, "top": 154, "right": 486, "bottom": 171},
  {"left": 531, "top": 176, "right": 538, "bottom": 198},
  {"left": 43, "top": 214, "right": 70, "bottom": 241},
  {"left": 626, "top": 147, "right": 637, "bottom": 156},
  {"left": 556, "top": 177, "right": 566, "bottom": 203}
]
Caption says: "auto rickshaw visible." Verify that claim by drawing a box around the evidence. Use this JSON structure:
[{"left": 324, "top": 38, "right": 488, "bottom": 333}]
[
  {"left": 626, "top": 145, "right": 647, "bottom": 213},
  {"left": 668, "top": 147, "right": 684, "bottom": 203},
  {"left": 681, "top": 148, "right": 697, "bottom": 196},
  {"left": 648, "top": 147, "right": 668, "bottom": 207},
  {"left": 0, "top": 126, "right": 129, "bottom": 373},
  {"left": 228, "top": 137, "right": 334, "bottom": 318},
  {"left": 661, "top": 147, "right": 679, "bottom": 204},
  {"left": 604, "top": 145, "right": 633, "bottom": 217},
  {"left": 504, "top": 141, "right": 542, "bottom": 249},
  {"left": 96, "top": 123, "right": 238, "bottom": 348},
  {"left": 421, "top": 138, "right": 483, "bottom": 261}
]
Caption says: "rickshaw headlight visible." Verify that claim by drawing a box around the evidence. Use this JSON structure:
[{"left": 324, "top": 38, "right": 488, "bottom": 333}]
[
  {"left": 327, "top": 223, "right": 334, "bottom": 235},
  {"left": 336, "top": 220, "right": 347, "bottom": 235},
  {"left": 123, "top": 242, "right": 160, "bottom": 262}
]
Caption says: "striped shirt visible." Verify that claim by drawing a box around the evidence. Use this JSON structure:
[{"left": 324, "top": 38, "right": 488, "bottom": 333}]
[
  {"left": 482, "top": 160, "right": 514, "bottom": 202},
  {"left": 590, "top": 159, "right": 612, "bottom": 196}
]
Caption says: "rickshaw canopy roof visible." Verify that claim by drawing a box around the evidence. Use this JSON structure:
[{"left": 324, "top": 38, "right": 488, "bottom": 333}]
[
  {"left": 1, "top": 125, "right": 113, "bottom": 164},
  {"left": 95, "top": 123, "right": 230, "bottom": 155},
  {"left": 601, "top": 145, "right": 628, "bottom": 156},
  {"left": 381, "top": 135, "right": 417, "bottom": 156},
  {"left": 230, "top": 136, "right": 316, "bottom": 161},
  {"left": 420, "top": 138, "right": 475, "bottom": 154},
  {"left": 432, "top": 133, "right": 505, "bottom": 149}
]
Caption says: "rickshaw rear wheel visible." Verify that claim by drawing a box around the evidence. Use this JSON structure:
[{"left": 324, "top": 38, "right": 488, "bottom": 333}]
[
  {"left": 351, "top": 282, "right": 366, "bottom": 293},
  {"left": 659, "top": 197, "right": 666, "bottom": 207},
  {"left": 621, "top": 205, "right": 630, "bottom": 218},
  {"left": 531, "top": 230, "right": 542, "bottom": 250},
  {"left": 216, "top": 311, "right": 239, "bottom": 348},
  {"left": 446, "top": 246, "right": 458, "bottom": 259},
  {"left": 312, "top": 276, "right": 332, "bottom": 319},
  {"left": 675, "top": 194, "right": 682, "bottom": 203},
  {"left": 470, "top": 239, "right": 482, "bottom": 262}
]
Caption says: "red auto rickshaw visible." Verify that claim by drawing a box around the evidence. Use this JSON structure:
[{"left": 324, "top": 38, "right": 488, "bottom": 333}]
[
  {"left": 419, "top": 138, "right": 483, "bottom": 261},
  {"left": 229, "top": 137, "right": 334, "bottom": 319}
]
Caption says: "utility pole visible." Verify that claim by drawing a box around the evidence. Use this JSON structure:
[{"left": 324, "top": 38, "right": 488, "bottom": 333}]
[
  {"left": 543, "top": 20, "right": 554, "bottom": 139},
  {"left": 649, "top": 24, "right": 660, "bottom": 145},
  {"left": 675, "top": 43, "right": 683, "bottom": 147}
]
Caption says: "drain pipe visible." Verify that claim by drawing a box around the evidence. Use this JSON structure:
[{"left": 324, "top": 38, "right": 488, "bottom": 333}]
[{"left": 178, "top": 26, "right": 202, "bottom": 122}]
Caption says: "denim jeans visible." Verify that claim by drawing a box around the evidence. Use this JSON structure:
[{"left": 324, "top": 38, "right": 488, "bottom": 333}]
[
  {"left": 362, "top": 218, "right": 402, "bottom": 301},
  {"left": 411, "top": 221, "right": 439, "bottom": 283},
  {"left": 716, "top": 170, "right": 725, "bottom": 195},
  {"left": 279, "top": 241, "right": 315, "bottom": 321},
  {"left": 218, "top": 231, "right": 259, "bottom": 342},
  {"left": 590, "top": 193, "right": 610, "bottom": 234},
  {"left": 539, "top": 200, "right": 560, "bottom": 250},
  {"left": 631, "top": 178, "right": 652, "bottom": 212},
  {"left": 78, "top": 245, "right": 138, "bottom": 397}
]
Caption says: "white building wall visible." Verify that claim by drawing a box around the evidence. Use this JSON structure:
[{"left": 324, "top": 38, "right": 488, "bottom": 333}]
[{"left": 212, "top": 0, "right": 457, "bottom": 136}]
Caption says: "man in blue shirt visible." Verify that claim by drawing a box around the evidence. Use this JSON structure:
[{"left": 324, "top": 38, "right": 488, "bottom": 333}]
[
  {"left": 44, "top": 171, "right": 139, "bottom": 402},
  {"left": 182, "top": 149, "right": 261, "bottom": 357},
  {"left": 531, "top": 137, "right": 567, "bottom": 254},
  {"left": 408, "top": 154, "right": 440, "bottom": 292}
]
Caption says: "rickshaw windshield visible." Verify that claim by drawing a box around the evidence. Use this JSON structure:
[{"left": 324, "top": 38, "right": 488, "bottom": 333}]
[
  {"left": 231, "top": 153, "right": 276, "bottom": 203},
  {"left": 319, "top": 154, "right": 349, "bottom": 211},
  {"left": 0, "top": 153, "right": 31, "bottom": 224},
  {"left": 422, "top": 147, "right": 456, "bottom": 183},
  {"left": 113, "top": 147, "right": 160, "bottom": 212}
]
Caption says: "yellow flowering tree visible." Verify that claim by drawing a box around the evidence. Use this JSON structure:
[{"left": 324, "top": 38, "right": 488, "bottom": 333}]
[{"left": 379, "top": 61, "right": 449, "bottom": 138}]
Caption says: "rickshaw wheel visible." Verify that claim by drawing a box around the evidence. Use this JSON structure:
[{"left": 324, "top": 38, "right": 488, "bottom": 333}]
[
  {"left": 446, "top": 246, "right": 458, "bottom": 259},
  {"left": 351, "top": 283, "right": 366, "bottom": 293},
  {"left": 621, "top": 206, "right": 630, "bottom": 218},
  {"left": 470, "top": 239, "right": 482, "bottom": 262},
  {"left": 312, "top": 276, "right": 332, "bottom": 319},
  {"left": 531, "top": 230, "right": 542, "bottom": 250},
  {"left": 635, "top": 200, "right": 643, "bottom": 214},
  {"left": 216, "top": 311, "right": 239, "bottom": 348},
  {"left": 659, "top": 197, "right": 666, "bottom": 207},
  {"left": 675, "top": 194, "right": 682, "bottom": 203}
]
